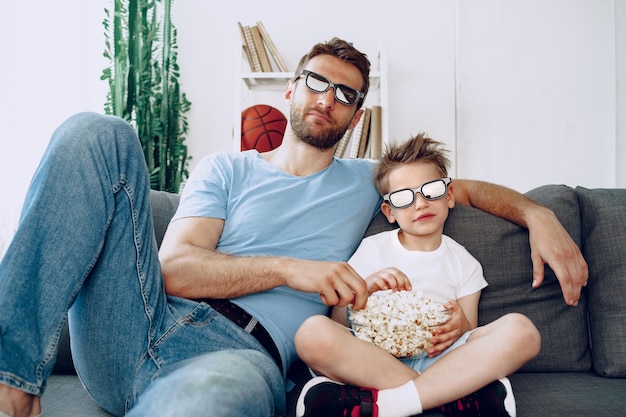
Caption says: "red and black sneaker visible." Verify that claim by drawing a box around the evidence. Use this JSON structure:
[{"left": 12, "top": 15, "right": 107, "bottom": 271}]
[
  {"left": 439, "top": 377, "right": 516, "bottom": 417},
  {"left": 295, "top": 376, "right": 378, "bottom": 417}
]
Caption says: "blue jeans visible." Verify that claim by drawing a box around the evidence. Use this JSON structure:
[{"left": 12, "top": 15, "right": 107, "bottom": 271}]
[{"left": 0, "top": 113, "right": 285, "bottom": 417}]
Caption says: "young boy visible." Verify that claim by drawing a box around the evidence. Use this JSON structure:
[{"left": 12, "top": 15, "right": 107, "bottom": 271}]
[{"left": 294, "top": 133, "right": 541, "bottom": 417}]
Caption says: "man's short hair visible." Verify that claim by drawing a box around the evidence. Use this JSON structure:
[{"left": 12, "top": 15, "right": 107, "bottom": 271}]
[{"left": 294, "top": 38, "right": 371, "bottom": 108}]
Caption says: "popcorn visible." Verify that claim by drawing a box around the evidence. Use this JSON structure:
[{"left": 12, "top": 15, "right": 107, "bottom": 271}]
[{"left": 347, "top": 291, "right": 450, "bottom": 358}]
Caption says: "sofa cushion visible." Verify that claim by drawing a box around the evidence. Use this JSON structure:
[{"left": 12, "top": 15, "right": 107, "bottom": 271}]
[
  {"left": 507, "top": 372, "right": 626, "bottom": 417},
  {"left": 576, "top": 187, "right": 626, "bottom": 377},
  {"left": 365, "top": 184, "right": 591, "bottom": 372},
  {"left": 52, "top": 319, "right": 75, "bottom": 375}
]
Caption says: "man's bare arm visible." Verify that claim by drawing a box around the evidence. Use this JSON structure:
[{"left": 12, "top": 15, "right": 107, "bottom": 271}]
[
  {"left": 453, "top": 179, "right": 588, "bottom": 306},
  {"left": 158, "top": 216, "right": 369, "bottom": 309}
]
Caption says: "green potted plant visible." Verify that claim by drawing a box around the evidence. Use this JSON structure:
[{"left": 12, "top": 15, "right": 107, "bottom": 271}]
[{"left": 101, "top": 0, "right": 191, "bottom": 193}]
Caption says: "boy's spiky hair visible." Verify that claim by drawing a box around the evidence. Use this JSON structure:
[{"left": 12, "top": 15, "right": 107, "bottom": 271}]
[{"left": 374, "top": 133, "right": 451, "bottom": 196}]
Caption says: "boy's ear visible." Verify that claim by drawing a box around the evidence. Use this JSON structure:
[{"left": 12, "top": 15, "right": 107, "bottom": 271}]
[
  {"left": 447, "top": 184, "right": 455, "bottom": 209},
  {"left": 381, "top": 201, "right": 396, "bottom": 224}
]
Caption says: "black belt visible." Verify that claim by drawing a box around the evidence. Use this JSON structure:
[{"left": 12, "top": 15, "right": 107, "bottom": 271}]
[{"left": 198, "top": 298, "right": 283, "bottom": 373}]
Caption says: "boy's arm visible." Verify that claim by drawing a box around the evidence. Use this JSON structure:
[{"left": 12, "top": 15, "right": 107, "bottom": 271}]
[
  {"left": 428, "top": 294, "right": 480, "bottom": 357},
  {"left": 454, "top": 294, "right": 480, "bottom": 330},
  {"left": 452, "top": 179, "right": 588, "bottom": 306}
]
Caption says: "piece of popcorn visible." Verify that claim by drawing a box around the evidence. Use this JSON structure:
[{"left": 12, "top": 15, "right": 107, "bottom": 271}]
[{"left": 347, "top": 291, "right": 450, "bottom": 357}]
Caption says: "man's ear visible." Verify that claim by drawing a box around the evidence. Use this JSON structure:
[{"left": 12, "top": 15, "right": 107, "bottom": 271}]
[
  {"left": 381, "top": 201, "right": 396, "bottom": 224},
  {"left": 348, "top": 108, "right": 364, "bottom": 129},
  {"left": 285, "top": 80, "right": 295, "bottom": 103}
]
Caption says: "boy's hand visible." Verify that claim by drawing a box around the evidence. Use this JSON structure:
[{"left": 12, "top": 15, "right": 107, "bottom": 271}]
[
  {"left": 427, "top": 300, "right": 471, "bottom": 357},
  {"left": 364, "top": 267, "right": 412, "bottom": 295}
]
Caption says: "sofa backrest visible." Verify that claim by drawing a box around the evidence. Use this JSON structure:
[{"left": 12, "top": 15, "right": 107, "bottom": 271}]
[
  {"left": 132, "top": 185, "right": 626, "bottom": 377},
  {"left": 576, "top": 187, "right": 626, "bottom": 377}
]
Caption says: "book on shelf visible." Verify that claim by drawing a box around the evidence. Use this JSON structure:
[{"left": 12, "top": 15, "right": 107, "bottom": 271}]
[
  {"left": 238, "top": 21, "right": 288, "bottom": 73},
  {"left": 236, "top": 22, "right": 254, "bottom": 71},
  {"left": 368, "top": 105, "right": 383, "bottom": 159},
  {"left": 249, "top": 25, "right": 273, "bottom": 72},
  {"left": 348, "top": 113, "right": 367, "bottom": 158},
  {"left": 336, "top": 106, "right": 382, "bottom": 159},
  {"left": 238, "top": 22, "right": 262, "bottom": 72},
  {"left": 356, "top": 108, "right": 372, "bottom": 158},
  {"left": 334, "top": 128, "right": 354, "bottom": 158},
  {"left": 241, "top": 43, "right": 253, "bottom": 71},
  {"left": 256, "top": 21, "right": 288, "bottom": 72}
]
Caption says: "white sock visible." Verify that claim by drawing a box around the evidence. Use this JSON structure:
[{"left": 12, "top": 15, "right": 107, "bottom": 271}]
[
  {"left": 0, "top": 411, "right": 40, "bottom": 417},
  {"left": 376, "top": 380, "right": 423, "bottom": 417}
]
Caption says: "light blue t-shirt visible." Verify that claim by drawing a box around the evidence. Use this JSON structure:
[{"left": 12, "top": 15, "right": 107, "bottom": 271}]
[{"left": 171, "top": 150, "right": 381, "bottom": 371}]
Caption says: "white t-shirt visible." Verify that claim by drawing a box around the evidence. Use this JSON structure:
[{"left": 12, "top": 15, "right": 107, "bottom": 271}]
[{"left": 349, "top": 229, "right": 488, "bottom": 304}]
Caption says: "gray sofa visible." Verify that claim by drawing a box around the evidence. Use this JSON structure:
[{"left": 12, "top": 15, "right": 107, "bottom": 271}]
[{"left": 41, "top": 185, "right": 626, "bottom": 416}]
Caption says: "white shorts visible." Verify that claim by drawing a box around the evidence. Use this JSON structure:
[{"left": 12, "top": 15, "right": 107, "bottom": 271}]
[{"left": 399, "top": 329, "right": 475, "bottom": 373}]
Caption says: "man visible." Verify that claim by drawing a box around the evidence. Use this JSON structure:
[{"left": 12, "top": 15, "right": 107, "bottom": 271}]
[{"left": 0, "top": 38, "right": 587, "bottom": 417}]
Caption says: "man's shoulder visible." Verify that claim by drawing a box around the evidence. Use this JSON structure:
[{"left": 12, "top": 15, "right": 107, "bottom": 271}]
[
  {"left": 334, "top": 157, "right": 377, "bottom": 168},
  {"left": 201, "top": 149, "right": 257, "bottom": 163},
  {"left": 193, "top": 150, "right": 260, "bottom": 175},
  {"left": 333, "top": 157, "right": 377, "bottom": 177}
]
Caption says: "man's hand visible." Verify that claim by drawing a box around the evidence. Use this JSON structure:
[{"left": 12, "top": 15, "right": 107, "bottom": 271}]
[
  {"left": 283, "top": 260, "right": 370, "bottom": 310},
  {"left": 527, "top": 206, "right": 589, "bottom": 306},
  {"left": 453, "top": 179, "right": 588, "bottom": 307},
  {"left": 161, "top": 217, "right": 370, "bottom": 306}
]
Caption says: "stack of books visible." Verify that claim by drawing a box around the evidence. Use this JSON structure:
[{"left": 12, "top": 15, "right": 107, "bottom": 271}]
[
  {"left": 238, "top": 21, "right": 288, "bottom": 73},
  {"left": 335, "top": 105, "right": 383, "bottom": 159}
]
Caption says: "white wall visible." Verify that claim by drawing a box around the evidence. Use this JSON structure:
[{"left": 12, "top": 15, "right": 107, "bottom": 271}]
[
  {"left": 0, "top": 0, "right": 622, "bottom": 258},
  {"left": 0, "top": 0, "right": 108, "bottom": 257},
  {"left": 173, "top": 0, "right": 460, "bottom": 172},
  {"left": 617, "top": 0, "right": 626, "bottom": 187},
  {"left": 456, "top": 0, "right": 618, "bottom": 191},
  {"left": 174, "top": 0, "right": 623, "bottom": 191}
]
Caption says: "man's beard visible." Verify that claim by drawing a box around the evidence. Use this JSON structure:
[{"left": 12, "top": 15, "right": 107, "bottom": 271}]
[{"left": 290, "top": 106, "right": 352, "bottom": 150}]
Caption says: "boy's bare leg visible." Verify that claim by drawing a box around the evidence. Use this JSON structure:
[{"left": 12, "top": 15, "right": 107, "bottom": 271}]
[
  {"left": 296, "top": 312, "right": 540, "bottom": 409},
  {"left": 295, "top": 315, "right": 420, "bottom": 387},
  {"left": 413, "top": 313, "right": 540, "bottom": 409},
  {"left": 0, "top": 384, "right": 41, "bottom": 417}
]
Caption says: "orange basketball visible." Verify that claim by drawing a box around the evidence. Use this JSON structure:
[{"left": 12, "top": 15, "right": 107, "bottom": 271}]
[{"left": 241, "top": 105, "right": 287, "bottom": 152}]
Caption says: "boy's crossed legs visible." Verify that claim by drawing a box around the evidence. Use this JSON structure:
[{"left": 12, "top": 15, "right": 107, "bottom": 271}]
[{"left": 295, "top": 312, "right": 540, "bottom": 416}]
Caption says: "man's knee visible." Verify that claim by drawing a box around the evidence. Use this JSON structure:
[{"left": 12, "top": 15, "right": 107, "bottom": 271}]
[{"left": 128, "top": 350, "right": 285, "bottom": 417}]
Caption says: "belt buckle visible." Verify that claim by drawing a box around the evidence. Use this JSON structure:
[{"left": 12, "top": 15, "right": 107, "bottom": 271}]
[{"left": 243, "top": 316, "right": 259, "bottom": 333}]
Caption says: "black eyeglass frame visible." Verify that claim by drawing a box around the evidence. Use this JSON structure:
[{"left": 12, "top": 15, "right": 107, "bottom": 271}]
[
  {"left": 295, "top": 70, "right": 366, "bottom": 106},
  {"left": 383, "top": 177, "right": 453, "bottom": 209}
]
